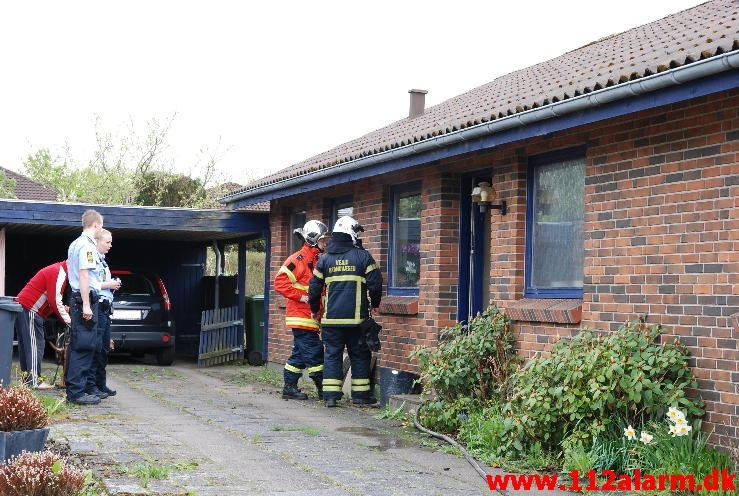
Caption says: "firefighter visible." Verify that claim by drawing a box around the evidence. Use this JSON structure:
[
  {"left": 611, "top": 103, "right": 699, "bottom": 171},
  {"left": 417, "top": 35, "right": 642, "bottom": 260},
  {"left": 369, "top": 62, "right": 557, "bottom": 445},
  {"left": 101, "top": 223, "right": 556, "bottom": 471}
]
[
  {"left": 309, "top": 216, "right": 382, "bottom": 408},
  {"left": 274, "top": 220, "right": 329, "bottom": 400}
]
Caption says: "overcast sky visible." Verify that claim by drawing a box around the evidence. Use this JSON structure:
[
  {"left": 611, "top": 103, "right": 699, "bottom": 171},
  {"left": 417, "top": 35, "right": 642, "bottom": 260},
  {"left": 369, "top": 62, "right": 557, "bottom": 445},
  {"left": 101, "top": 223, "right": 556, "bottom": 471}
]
[{"left": 0, "top": 0, "right": 704, "bottom": 186}]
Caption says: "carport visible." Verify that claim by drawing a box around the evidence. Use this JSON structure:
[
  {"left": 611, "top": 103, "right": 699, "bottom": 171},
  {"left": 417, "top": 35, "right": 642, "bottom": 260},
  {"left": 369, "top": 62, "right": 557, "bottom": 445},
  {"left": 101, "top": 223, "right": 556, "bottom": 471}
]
[{"left": 0, "top": 199, "right": 269, "bottom": 362}]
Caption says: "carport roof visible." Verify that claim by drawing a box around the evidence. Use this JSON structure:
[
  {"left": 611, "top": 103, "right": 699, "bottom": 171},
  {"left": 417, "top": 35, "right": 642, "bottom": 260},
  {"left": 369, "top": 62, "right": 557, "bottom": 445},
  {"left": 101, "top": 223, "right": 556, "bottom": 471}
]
[{"left": 0, "top": 199, "right": 268, "bottom": 241}]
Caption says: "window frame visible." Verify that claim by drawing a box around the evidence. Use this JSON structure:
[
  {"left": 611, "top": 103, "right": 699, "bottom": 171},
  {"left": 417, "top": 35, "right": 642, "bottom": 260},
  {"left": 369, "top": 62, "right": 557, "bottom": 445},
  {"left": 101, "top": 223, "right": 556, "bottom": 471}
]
[
  {"left": 288, "top": 207, "right": 307, "bottom": 254},
  {"left": 525, "top": 146, "right": 586, "bottom": 299},
  {"left": 388, "top": 181, "right": 422, "bottom": 296},
  {"left": 329, "top": 195, "right": 353, "bottom": 228}
]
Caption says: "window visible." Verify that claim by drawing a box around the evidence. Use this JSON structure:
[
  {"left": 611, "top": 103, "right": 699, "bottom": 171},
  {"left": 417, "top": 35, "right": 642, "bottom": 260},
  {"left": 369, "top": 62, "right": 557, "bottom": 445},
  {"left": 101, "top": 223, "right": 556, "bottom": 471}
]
[
  {"left": 389, "top": 182, "right": 421, "bottom": 295},
  {"left": 526, "top": 149, "right": 585, "bottom": 298},
  {"left": 289, "top": 208, "right": 306, "bottom": 253},
  {"left": 330, "top": 196, "right": 353, "bottom": 228}
]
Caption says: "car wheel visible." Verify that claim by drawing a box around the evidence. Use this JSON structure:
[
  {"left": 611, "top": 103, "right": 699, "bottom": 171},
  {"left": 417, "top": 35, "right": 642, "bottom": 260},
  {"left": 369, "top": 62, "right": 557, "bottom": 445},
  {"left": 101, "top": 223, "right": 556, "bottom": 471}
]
[{"left": 156, "top": 348, "right": 175, "bottom": 366}]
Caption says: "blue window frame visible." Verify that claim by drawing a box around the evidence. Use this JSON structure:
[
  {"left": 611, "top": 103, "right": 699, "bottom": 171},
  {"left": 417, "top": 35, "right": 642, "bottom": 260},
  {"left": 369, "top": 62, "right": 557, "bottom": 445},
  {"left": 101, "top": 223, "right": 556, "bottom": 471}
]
[
  {"left": 525, "top": 146, "right": 586, "bottom": 299},
  {"left": 329, "top": 196, "right": 353, "bottom": 228},
  {"left": 388, "top": 181, "right": 422, "bottom": 296}
]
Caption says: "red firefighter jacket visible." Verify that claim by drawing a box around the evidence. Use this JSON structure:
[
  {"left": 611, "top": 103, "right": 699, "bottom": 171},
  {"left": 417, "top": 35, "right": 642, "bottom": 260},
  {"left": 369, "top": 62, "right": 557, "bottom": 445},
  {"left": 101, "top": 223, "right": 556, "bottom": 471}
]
[
  {"left": 16, "top": 261, "right": 71, "bottom": 325},
  {"left": 274, "top": 243, "right": 321, "bottom": 331}
]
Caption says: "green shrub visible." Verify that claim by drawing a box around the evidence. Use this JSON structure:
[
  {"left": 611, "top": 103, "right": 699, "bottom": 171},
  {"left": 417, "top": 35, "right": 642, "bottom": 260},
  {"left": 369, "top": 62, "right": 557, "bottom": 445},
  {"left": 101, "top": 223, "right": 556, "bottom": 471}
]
[
  {"left": 417, "top": 397, "right": 480, "bottom": 434},
  {"left": 502, "top": 320, "right": 703, "bottom": 454},
  {"left": 411, "top": 306, "right": 518, "bottom": 403}
]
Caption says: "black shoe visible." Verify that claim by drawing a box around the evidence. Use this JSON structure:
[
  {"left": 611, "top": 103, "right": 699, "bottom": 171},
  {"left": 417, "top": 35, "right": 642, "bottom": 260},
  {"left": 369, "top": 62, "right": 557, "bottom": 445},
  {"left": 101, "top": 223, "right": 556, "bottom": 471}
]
[
  {"left": 311, "top": 376, "right": 323, "bottom": 399},
  {"left": 282, "top": 385, "right": 308, "bottom": 400},
  {"left": 100, "top": 386, "right": 117, "bottom": 396},
  {"left": 325, "top": 398, "right": 338, "bottom": 408},
  {"left": 67, "top": 393, "right": 101, "bottom": 405},
  {"left": 89, "top": 389, "right": 109, "bottom": 399},
  {"left": 352, "top": 397, "right": 378, "bottom": 405}
]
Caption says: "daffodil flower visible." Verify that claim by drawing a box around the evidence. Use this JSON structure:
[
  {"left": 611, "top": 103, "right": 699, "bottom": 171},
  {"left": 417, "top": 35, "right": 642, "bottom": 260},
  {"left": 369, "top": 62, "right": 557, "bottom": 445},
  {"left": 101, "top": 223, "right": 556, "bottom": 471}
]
[
  {"left": 624, "top": 425, "right": 637, "bottom": 440},
  {"left": 640, "top": 431, "right": 654, "bottom": 444},
  {"left": 669, "top": 424, "right": 679, "bottom": 436},
  {"left": 675, "top": 424, "right": 692, "bottom": 437},
  {"left": 667, "top": 407, "right": 686, "bottom": 422},
  {"left": 673, "top": 416, "right": 688, "bottom": 426}
]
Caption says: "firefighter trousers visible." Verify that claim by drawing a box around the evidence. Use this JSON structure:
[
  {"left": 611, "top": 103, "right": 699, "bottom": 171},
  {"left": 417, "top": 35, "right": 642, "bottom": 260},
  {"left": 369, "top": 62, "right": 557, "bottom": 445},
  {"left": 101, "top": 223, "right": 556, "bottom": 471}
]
[
  {"left": 283, "top": 328, "right": 324, "bottom": 386},
  {"left": 321, "top": 326, "right": 371, "bottom": 400}
]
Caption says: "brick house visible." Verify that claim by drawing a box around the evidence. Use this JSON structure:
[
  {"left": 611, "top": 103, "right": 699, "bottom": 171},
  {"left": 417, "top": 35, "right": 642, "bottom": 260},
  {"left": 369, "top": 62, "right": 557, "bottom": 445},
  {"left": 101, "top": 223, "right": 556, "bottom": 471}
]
[{"left": 223, "top": 1, "right": 739, "bottom": 451}]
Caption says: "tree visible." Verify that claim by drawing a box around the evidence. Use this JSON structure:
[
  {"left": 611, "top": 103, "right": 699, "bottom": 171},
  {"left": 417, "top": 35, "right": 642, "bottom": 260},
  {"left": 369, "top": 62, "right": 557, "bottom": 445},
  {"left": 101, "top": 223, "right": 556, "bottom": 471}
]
[
  {"left": 0, "top": 171, "right": 16, "bottom": 199},
  {"left": 22, "top": 114, "right": 231, "bottom": 208}
]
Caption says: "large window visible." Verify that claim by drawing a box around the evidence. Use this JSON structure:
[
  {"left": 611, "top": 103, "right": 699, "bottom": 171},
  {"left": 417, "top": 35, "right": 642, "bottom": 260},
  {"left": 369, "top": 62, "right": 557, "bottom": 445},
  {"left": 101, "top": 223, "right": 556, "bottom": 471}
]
[
  {"left": 330, "top": 196, "right": 353, "bottom": 228},
  {"left": 389, "top": 182, "right": 421, "bottom": 295},
  {"left": 526, "top": 150, "right": 585, "bottom": 298},
  {"left": 289, "top": 208, "right": 306, "bottom": 253}
]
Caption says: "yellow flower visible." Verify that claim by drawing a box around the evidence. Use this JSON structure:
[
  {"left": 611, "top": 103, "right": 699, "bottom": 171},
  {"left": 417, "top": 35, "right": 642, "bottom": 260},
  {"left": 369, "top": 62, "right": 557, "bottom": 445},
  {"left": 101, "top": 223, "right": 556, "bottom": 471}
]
[
  {"left": 624, "top": 425, "right": 637, "bottom": 440},
  {"left": 640, "top": 431, "right": 654, "bottom": 444},
  {"left": 667, "top": 407, "right": 686, "bottom": 422}
]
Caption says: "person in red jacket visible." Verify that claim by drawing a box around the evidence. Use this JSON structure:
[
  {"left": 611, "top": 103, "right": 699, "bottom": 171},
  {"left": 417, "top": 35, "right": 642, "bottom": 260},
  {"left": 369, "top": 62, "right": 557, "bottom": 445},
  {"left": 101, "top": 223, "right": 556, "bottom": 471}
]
[
  {"left": 274, "top": 220, "right": 329, "bottom": 399},
  {"left": 15, "top": 261, "right": 71, "bottom": 389}
]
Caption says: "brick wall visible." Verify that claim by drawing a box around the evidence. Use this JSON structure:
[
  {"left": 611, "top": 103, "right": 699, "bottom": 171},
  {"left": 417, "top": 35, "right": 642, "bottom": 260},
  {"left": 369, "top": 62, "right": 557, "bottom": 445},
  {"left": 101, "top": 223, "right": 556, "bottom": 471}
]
[{"left": 265, "top": 88, "right": 738, "bottom": 450}]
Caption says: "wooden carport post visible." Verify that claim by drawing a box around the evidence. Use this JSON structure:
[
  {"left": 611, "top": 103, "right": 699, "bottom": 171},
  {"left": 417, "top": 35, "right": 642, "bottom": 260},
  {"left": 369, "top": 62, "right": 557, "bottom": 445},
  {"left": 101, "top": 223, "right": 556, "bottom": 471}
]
[{"left": 237, "top": 237, "right": 247, "bottom": 353}]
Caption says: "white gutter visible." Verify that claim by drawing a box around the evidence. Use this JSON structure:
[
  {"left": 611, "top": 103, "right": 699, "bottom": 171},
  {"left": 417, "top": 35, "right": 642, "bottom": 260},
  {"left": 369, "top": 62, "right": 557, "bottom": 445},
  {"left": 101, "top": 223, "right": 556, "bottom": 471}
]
[{"left": 223, "top": 51, "right": 739, "bottom": 205}]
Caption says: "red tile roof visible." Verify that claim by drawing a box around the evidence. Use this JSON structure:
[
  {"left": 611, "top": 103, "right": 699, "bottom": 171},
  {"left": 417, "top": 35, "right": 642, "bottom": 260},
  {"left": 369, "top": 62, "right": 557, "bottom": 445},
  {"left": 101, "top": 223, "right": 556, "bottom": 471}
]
[
  {"left": 0, "top": 167, "right": 57, "bottom": 201},
  {"left": 235, "top": 0, "right": 738, "bottom": 196}
]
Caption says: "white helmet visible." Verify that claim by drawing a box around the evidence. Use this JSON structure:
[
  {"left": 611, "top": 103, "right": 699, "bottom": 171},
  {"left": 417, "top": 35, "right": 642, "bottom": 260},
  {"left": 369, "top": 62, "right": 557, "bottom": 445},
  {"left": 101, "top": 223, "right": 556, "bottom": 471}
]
[
  {"left": 333, "top": 216, "right": 364, "bottom": 243},
  {"left": 294, "top": 220, "right": 329, "bottom": 247}
]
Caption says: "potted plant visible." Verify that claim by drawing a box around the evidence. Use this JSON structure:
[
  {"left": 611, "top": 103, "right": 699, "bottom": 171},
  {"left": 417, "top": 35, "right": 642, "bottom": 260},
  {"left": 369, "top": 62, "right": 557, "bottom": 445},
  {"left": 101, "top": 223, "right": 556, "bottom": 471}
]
[
  {"left": 0, "top": 385, "right": 50, "bottom": 463},
  {"left": 0, "top": 451, "right": 86, "bottom": 495}
]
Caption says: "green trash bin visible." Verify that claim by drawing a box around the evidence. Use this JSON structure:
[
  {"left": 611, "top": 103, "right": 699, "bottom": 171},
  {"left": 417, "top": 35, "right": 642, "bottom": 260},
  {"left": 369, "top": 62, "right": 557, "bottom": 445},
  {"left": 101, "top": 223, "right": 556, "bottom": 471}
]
[{"left": 245, "top": 295, "right": 265, "bottom": 365}]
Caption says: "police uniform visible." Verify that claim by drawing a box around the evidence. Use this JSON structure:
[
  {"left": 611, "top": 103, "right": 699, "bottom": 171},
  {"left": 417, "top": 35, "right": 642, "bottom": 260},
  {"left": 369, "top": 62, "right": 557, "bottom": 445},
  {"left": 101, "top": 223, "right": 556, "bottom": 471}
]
[
  {"left": 308, "top": 232, "right": 382, "bottom": 402},
  {"left": 86, "top": 254, "right": 114, "bottom": 396},
  {"left": 66, "top": 232, "right": 104, "bottom": 401}
]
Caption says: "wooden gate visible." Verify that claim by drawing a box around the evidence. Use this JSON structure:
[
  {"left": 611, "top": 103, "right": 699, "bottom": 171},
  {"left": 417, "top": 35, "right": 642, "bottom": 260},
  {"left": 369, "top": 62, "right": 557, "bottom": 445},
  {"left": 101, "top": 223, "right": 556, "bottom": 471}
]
[{"left": 197, "top": 306, "right": 244, "bottom": 367}]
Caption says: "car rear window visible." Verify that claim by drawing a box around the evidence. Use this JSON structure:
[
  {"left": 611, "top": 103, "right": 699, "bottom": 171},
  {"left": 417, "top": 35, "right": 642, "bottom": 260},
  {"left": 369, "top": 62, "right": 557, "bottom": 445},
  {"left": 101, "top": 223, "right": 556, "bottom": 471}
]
[{"left": 115, "top": 274, "right": 158, "bottom": 296}]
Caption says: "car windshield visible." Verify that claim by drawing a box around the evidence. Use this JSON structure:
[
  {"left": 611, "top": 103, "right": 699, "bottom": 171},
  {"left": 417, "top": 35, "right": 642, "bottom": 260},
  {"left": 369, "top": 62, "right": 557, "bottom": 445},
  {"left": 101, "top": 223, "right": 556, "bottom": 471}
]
[{"left": 115, "top": 274, "right": 157, "bottom": 296}]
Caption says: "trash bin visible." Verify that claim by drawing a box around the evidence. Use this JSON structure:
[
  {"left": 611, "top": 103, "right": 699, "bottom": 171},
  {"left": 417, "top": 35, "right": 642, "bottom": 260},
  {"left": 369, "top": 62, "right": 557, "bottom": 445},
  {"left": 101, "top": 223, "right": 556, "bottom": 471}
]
[
  {"left": 0, "top": 296, "right": 23, "bottom": 389},
  {"left": 245, "top": 295, "right": 265, "bottom": 365}
]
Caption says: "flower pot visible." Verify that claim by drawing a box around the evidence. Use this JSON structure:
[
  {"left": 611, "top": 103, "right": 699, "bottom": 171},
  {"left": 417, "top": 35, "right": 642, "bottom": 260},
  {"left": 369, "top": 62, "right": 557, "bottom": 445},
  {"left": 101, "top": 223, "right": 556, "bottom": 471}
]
[{"left": 0, "top": 428, "right": 49, "bottom": 463}]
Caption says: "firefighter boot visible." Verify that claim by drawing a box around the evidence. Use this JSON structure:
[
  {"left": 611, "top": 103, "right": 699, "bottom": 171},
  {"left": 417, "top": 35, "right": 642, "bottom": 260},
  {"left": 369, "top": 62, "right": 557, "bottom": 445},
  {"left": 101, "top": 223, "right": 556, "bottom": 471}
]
[
  {"left": 311, "top": 375, "right": 323, "bottom": 399},
  {"left": 282, "top": 383, "right": 308, "bottom": 400}
]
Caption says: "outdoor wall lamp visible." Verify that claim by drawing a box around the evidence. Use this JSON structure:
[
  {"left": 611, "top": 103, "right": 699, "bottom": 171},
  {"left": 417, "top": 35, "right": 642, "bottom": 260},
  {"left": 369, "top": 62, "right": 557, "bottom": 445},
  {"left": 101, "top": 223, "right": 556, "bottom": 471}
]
[{"left": 471, "top": 181, "right": 507, "bottom": 215}]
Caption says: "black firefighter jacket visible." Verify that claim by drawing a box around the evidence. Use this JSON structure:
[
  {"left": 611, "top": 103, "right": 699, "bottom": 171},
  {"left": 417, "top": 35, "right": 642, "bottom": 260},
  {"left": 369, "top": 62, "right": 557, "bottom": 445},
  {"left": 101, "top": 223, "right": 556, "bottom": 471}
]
[{"left": 308, "top": 233, "right": 382, "bottom": 327}]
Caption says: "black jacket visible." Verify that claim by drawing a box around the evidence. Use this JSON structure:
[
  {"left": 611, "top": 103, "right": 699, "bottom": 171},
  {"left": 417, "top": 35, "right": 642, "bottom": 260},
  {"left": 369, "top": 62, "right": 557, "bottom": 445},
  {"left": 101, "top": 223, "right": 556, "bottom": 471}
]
[{"left": 309, "top": 233, "right": 382, "bottom": 327}]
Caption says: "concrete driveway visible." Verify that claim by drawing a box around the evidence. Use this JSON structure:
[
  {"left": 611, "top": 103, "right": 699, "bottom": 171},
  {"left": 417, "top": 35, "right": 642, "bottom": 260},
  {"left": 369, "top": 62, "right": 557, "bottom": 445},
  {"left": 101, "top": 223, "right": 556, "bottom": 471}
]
[{"left": 44, "top": 361, "right": 573, "bottom": 496}]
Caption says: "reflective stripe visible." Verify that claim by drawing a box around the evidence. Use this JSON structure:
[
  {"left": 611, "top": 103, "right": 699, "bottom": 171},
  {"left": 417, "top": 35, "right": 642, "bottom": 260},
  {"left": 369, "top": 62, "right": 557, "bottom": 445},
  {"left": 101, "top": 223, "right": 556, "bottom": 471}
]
[
  {"left": 325, "top": 275, "right": 366, "bottom": 283},
  {"left": 280, "top": 266, "right": 308, "bottom": 292},
  {"left": 322, "top": 317, "right": 363, "bottom": 325},
  {"left": 323, "top": 378, "right": 343, "bottom": 385},
  {"left": 351, "top": 385, "right": 371, "bottom": 391},
  {"left": 307, "top": 364, "right": 324, "bottom": 373},
  {"left": 323, "top": 385, "right": 342, "bottom": 392},
  {"left": 284, "top": 363, "right": 303, "bottom": 373},
  {"left": 365, "top": 264, "right": 378, "bottom": 274},
  {"left": 285, "top": 317, "right": 319, "bottom": 329},
  {"left": 313, "top": 269, "right": 324, "bottom": 279},
  {"left": 351, "top": 378, "right": 370, "bottom": 385}
]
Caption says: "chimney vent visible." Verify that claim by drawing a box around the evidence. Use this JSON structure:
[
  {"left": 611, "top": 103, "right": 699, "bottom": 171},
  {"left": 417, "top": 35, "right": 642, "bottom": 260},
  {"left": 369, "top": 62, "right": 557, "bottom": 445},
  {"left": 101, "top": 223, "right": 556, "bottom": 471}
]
[{"left": 408, "top": 89, "right": 428, "bottom": 118}]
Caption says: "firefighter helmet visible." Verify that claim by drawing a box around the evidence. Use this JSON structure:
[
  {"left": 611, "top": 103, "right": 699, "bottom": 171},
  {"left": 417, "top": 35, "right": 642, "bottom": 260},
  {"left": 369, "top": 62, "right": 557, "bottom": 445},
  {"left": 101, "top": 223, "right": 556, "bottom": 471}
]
[
  {"left": 333, "top": 216, "right": 364, "bottom": 243},
  {"left": 294, "top": 220, "right": 329, "bottom": 247}
]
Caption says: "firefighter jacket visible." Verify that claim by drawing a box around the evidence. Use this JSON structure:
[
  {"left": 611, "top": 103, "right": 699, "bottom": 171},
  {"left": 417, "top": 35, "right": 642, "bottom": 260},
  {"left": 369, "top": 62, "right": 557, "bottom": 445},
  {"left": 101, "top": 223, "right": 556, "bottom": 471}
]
[
  {"left": 309, "top": 233, "right": 382, "bottom": 327},
  {"left": 274, "top": 243, "right": 322, "bottom": 331},
  {"left": 16, "top": 261, "right": 71, "bottom": 325}
]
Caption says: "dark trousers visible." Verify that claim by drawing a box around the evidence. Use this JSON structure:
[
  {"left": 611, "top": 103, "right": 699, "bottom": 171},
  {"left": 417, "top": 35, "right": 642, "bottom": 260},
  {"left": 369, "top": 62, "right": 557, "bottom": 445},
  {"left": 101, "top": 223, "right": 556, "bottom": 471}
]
[
  {"left": 66, "top": 298, "right": 99, "bottom": 400},
  {"left": 283, "top": 328, "right": 324, "bottom": 385},
  {"left": 322, "top": 326, "right": 371, "bottom": 400},
  {"left": 15, "top": 308, "right": 45, "bottom": 386},
  {"left": 87, "top": 301, "right": 111, "bottom": 392}
]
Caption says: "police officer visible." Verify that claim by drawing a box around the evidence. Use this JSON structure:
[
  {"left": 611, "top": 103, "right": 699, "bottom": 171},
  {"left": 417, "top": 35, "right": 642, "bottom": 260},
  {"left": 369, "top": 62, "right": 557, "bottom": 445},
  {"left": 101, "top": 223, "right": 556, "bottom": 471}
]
[
  {"left": 274, "top": 220, "right": 329, "bottom": 400},
  {"left": 66, "top": 209, "right": 105, "bottom": 406},
  {"left": 86, "top": 228, "right": 120, "bottom": 399},
  {"left": 309, "top": 216, "right": 382, "bottom": 408}
]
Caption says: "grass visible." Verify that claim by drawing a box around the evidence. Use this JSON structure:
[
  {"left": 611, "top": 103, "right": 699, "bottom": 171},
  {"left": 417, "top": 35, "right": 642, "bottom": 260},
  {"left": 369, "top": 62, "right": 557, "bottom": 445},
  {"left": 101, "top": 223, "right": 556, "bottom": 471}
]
[
  {"left": 375, "top": 403, "right": 407, "bottom": 421},
  {"left": 114, "top": 460, "right": 199, "bottom": 488},
  {"left": 270, "top": 425, "right": 320, "bottom": 436}
]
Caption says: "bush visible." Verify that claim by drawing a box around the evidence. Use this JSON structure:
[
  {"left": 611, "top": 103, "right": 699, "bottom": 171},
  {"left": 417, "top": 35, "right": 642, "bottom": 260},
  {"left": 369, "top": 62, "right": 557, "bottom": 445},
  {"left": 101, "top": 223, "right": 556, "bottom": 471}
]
[
  {"left": 502, "top": 320, "right": 703, "bottom": 454},
  {"left": 0, "top": 386, "right": 49, "bottom": 431},
  {"left": 411, "top": 306, "right": 518, "bottom": 403},
  {"left": 0, "top": 451, "right": 86, "bottom": 496},
  {"left": 418, "top": 397, "right": 480, "bottom": 434}
]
